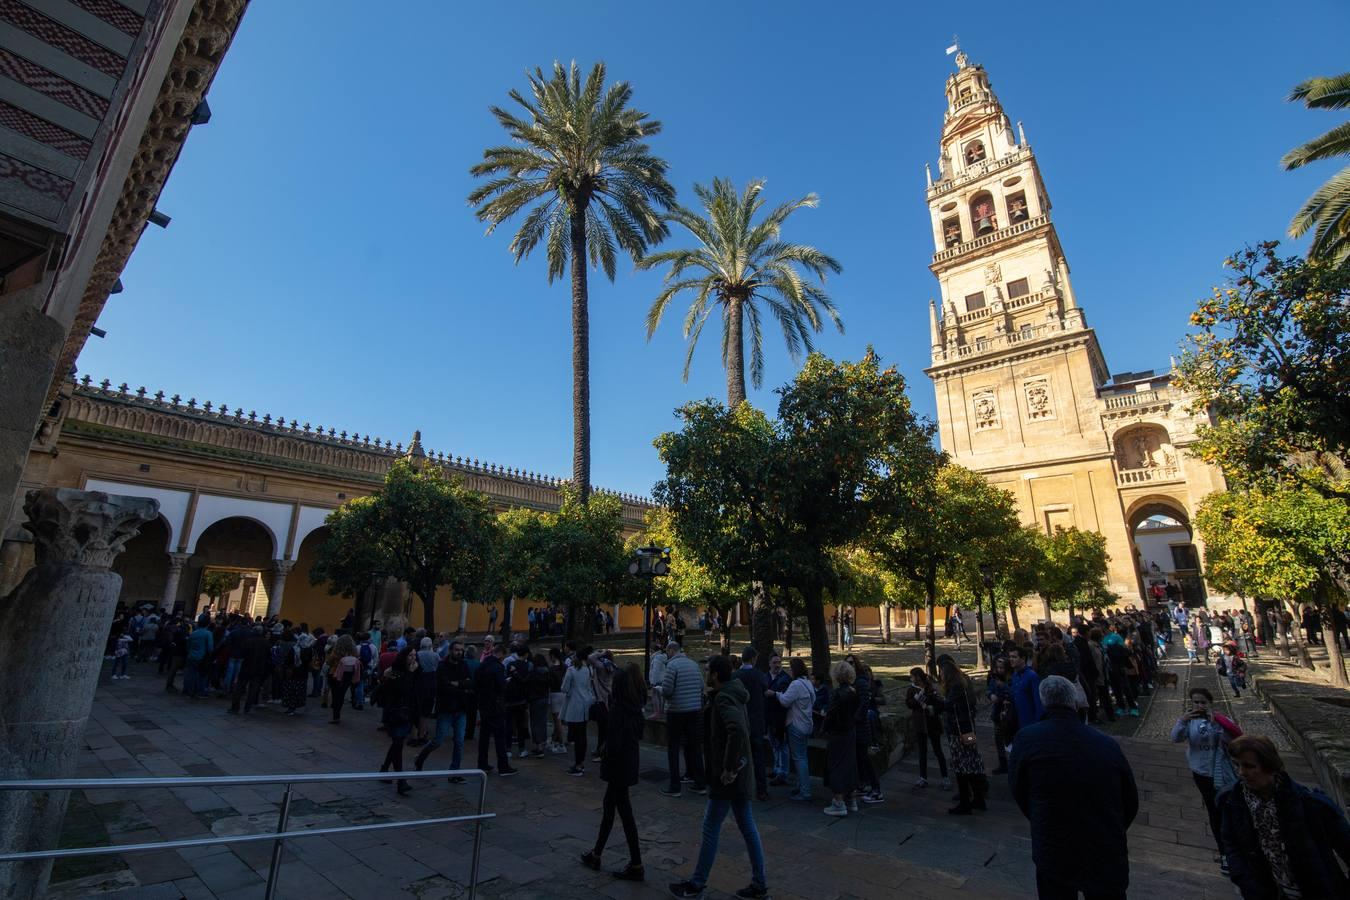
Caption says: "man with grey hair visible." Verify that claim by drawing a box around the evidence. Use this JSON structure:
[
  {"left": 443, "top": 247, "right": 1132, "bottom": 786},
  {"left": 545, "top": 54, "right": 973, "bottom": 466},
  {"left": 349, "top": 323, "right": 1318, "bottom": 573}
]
[
  {"left": 1009, "top": 675, "right": 1139, "bottom": 899},
  {"left": 660, "top": 641, "right": 707, "bottom": 796}
]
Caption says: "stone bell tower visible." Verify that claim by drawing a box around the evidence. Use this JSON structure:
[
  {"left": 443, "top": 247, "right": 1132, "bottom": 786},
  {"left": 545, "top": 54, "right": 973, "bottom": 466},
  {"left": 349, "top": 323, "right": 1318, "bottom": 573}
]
[{"left": 924, "top": 48, "right": 1110, "bottom": 469}]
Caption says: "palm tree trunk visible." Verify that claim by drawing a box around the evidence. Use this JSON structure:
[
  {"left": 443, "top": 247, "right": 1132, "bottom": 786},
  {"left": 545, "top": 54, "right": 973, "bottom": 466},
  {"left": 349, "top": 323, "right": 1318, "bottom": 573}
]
[
  {"left": 726, "top": 296, "right": 747, "bottom": 407},
  {"left": 569, "top": 210, "right": 591, "bottom": 503}
]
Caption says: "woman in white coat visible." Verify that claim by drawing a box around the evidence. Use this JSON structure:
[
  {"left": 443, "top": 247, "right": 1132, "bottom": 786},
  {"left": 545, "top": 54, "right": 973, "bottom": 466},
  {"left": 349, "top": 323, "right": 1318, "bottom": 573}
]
[{"left": 561, "top": 650, "right": 596, "bottom": 776}]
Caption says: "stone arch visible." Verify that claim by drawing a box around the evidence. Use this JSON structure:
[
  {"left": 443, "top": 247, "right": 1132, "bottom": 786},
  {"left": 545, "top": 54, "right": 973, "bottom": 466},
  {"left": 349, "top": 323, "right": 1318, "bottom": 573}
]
[
  {"left": 185, "top": 495, "right": 291, "bottom": 556},
  {"left": 113, "top": 515, "right": 172, "bottom": 608},
  {"left": 185, "top": 517, "right": 276, "bottom": 616},
  {"left": 1113, "top": 423, "right": 1177, "bottom": 471},
  {"left": 282, "top": 525, "right": 344, "bottom": 630},
  {"left": 969, "top": 190, "right": 997, "bottom": 235},
  {"left": 1124, "top": 494, "right": 1205, "bottom": 608}
]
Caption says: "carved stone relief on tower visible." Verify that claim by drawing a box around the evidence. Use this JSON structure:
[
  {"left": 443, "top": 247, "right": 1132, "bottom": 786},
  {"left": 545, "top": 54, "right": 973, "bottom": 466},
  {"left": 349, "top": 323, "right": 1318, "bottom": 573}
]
[
  {"left": 1023, "top": 378, "right": 1054, "bottom": 421},
  {"left": 971, "top": 389, "right": 1000, "bottom": 430}
]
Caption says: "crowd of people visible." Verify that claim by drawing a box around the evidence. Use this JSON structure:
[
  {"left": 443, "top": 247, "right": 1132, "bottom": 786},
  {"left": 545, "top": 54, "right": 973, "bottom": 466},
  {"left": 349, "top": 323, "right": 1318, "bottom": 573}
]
[{"left": 100, "top": 598, "right": 1349, "bottom": 900}]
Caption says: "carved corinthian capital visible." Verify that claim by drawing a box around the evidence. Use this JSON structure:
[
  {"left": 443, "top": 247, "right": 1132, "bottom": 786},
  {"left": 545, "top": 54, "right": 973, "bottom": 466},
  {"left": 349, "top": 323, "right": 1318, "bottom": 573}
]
[{"left": 22, "top": 488, "right": 159, "bottom": 569}]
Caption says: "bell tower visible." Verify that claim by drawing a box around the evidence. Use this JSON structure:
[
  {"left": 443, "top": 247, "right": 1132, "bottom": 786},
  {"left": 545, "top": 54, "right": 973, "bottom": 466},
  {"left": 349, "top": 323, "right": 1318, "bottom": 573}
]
[{"left": 924, "top": 48, "right": 1108, "bottom": 463}]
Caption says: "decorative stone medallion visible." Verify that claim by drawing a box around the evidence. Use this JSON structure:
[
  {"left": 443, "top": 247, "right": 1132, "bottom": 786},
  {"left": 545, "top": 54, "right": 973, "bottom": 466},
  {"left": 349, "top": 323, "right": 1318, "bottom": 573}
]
[
  {"left": 971, "top": 389, "right": 1000, "bottom": 430},
  {"left": 1024, "top": 378, "right": 1054, "bottom": 420}
]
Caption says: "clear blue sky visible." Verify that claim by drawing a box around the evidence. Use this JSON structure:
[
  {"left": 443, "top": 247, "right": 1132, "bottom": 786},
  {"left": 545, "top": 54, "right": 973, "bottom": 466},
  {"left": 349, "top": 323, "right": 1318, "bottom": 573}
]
[{"left": 76, "top": 1, "right": 1349, "bottom": 497}]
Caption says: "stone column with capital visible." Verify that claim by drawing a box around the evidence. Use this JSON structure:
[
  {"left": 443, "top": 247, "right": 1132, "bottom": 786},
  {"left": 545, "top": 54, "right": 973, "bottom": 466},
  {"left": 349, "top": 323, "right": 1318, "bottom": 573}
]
[
  {"left": 266, "top": 559, "right": 295, "bottom": 618},
  {"left": 162, "top": 551, "right": 192, "bottom": 610},
  {"left": 0, "top": 488, "right": 158, "bottom": 899}
]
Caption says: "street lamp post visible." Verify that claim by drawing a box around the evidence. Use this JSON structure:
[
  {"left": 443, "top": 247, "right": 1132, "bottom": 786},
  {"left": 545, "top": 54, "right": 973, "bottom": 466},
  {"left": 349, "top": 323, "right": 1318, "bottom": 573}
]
[
  {"left": 978, "top": 563, "right": 996, "bottom": 670},
  {"left": 629, "top": 545, "right": 671, "bottom": 680}
]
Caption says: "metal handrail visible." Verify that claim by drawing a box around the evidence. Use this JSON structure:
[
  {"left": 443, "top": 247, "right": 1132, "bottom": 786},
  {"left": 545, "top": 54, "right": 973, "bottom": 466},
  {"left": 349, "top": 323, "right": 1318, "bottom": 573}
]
[{"left": 0, "top": 769, "right": 494, "bottom": 900}]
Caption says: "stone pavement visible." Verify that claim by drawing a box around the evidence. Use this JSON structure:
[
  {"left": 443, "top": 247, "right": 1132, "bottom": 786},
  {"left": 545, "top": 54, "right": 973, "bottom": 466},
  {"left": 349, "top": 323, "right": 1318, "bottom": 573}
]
[{"left": 40, "top": 648, "right": 1323, "bottom": 900}]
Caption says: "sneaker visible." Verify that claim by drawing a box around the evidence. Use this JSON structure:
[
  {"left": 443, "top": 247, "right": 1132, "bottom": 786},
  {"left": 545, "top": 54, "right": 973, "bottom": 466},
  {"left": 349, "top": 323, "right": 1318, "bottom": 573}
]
[
  {"left": 823, "top": 800, "right": 848, "bottom": 817},
  {"left": 591, "top": 753, "right": 603, "bottom": 763},
  {"left": 846, "top": 798, "right": 859, "bottom": 813},
  {"left": 498, "top": 766, "right": 519, "bottom": 777},
  {"left": 689, "top": 784, "right": 708, "bottom": 795},
  {"left": 735, "top": 886, "right": 769, "bottom": 899},
  {"left": 940, "top": 778, "right": 951, "bottom": 791},
  {"left": 913, "top": 776, "right": 929, "bottom": 788},
  {"left": 862, "top": 791, "right": 885, "bottom": 804},
  {"left": 580, "top": 850, "right": 601, "bottom": 871},
  {"left": 668, "top": 882, "right": 705, "bottom": 899},
  {"left": 505, "top": 750, "right": 513, "bottom": 758},
  {"left": 659, "top": 786, "right": 682, "bottom": 797},
  {"left": 567, "top": 766, "right": 586, "bottom": 777}
]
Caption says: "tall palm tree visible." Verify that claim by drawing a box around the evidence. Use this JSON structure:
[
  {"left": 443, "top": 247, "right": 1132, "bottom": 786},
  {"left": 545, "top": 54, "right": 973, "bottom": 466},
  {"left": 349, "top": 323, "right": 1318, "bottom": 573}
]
[
  {"left": 1282, "top": 72, "right": 1350, "bottom": 267},
  {"left": 638, "top": 178, "right": 843, "bottom": 407},
  {"left": 469, "top": 62, "right": 673, "bottom": 501}
]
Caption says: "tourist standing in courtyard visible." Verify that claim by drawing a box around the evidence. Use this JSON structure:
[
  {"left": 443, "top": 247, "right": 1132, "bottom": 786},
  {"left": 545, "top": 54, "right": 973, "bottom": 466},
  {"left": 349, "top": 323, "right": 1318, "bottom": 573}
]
[
  {"left": 581, "top": 662, "right": 647, "bottom": 881},
  {"left": 768, "top": 656, "right": 815, "bottom": 801},
  {"left": 414, "top": 639, "right": 471, "bottom": 779},
  {"left": 377, "top": 647, "right": 418, "bottom": 795},
  {"left": 660, "top": 641, "right": 707, "bottom": 796},
  {"left": 1218, "top": 735, "right": 1350, "bottom": 899},
  {"left": 1172, "top": 687, "right": 1241, "bottom": 873},
  {"left": 1007, "top": 646, "right": 1043, "bottom": 740},
  {"left": 326, "top": 634, "right": 360, "bottom": 723},
  {"left": 936, "top": 656, "right": 987, "bottom": 814},
  {"left": 733, "top": 646, "right": 771, "bottom": 801},
  {"left": 1010, "top": 675, "right": 1139, "bottom": 900},
  {"left": 821, "top": 659, "right": 859, "bottom": 817},
  {"left": 906, "top": 667, "right": 950, "bottom": 789},
  {"left": 475, "top": 641, "right": 517, "bottom": 777},
  {"left": 561, "top": 647, "right": 595, "bottom": 776},
  {"left": 765, "top": 654, "right": 791, "bottom": 785},
  {"left": 669, "top": 654, "right": 768, "bottom": 900}
]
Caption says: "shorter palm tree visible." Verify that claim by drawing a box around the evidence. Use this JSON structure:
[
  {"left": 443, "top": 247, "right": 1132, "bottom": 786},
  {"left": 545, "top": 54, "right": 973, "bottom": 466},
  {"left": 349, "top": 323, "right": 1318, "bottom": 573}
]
[
  {"left": 1282, "top": 72, "right": 1350, "bottom": 267},
  {"left": 639, "top": 178, "right": 843, "bottom": 407}
]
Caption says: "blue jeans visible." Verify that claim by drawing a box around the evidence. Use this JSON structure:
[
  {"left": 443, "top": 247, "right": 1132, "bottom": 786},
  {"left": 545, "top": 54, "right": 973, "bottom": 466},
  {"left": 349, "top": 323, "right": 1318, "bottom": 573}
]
[
  {"left": 787, "top": 726, "right": 811, "bottom": 797},
  {"left": 690, "top": 797, "right": 766, "bottom": 890},
  {"left": 111, "top": 656, "right": 127, "bottom": 677},
  {"left": 183, "top": 660, "right": 205, "bottom": 697},
  {"left": 223, "top": 658, "right": 242, "bottom": 692},
  {"left": 416, "top": 711, "right": 467, "bottom": 769},
  {"left": 770, "top": 733, "right": 788, "bottom": 777},
  {"left": 354, "top": 679, "right": 366, "bottom": 707}
]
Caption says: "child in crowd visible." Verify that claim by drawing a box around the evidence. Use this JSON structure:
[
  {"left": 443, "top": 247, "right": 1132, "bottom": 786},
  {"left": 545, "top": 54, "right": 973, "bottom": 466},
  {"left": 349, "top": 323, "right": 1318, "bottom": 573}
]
[{"left": 112, "top": 630, "right": 133, "bottom": 679}]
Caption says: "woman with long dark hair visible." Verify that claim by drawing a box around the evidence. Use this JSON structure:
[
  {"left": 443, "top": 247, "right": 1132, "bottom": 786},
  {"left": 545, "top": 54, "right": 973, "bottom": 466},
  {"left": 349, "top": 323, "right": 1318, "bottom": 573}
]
[
  {"left": 905, "top": 667, "right": 949, "bottom": 789},
  {"left": 581, "top": 663, "right": 647, "bottom": 881},
  {"left": 378, "top": 647, "right": 420, "bottom": 795},
  {"left": 936, "top": 657, "right": 987, "bottom": 815}
]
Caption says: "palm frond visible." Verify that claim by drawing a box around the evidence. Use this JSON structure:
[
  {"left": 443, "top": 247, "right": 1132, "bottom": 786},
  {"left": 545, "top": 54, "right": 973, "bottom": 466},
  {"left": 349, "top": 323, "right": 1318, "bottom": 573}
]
[
  {"left": 1288, "top": 73, "right": 1350, "bottom": 110},
  {"left": 1289, "top": 166, "right": 1350, "bottom": 241},
  {"left": 1282, "top": 121, "right": 1350, "bottom": 170}
]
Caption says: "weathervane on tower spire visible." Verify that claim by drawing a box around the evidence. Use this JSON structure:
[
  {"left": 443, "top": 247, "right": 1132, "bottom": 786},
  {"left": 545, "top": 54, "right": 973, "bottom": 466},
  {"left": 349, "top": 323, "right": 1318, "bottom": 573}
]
[{"left": 945, "top": 35, "right": 969, "bottom": 69}]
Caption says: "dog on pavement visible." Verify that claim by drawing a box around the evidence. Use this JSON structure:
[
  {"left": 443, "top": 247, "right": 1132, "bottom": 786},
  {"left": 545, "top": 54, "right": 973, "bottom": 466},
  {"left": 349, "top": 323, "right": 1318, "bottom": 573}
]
[{"left": 1156, "top": 671, "right": 1180, "bottom": 689}]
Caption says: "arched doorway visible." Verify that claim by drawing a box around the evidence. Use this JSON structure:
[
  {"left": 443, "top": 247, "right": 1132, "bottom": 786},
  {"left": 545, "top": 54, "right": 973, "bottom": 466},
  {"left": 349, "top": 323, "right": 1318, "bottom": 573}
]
[
  {"left": 187, "top": 517, "right": 275, "bottom": 618},
  {"left": 113, "top": 515, "right": 172, "bottom": 609},
  {"left": 1126, "top": 498, "right": 1205, "bottom": 608}
]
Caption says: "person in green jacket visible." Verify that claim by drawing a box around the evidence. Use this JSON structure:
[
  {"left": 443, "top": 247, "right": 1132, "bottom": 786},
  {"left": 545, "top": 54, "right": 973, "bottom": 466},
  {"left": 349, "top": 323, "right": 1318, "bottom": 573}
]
[{"left": 668, "top": 654, "right": 769, "bottom": 899}]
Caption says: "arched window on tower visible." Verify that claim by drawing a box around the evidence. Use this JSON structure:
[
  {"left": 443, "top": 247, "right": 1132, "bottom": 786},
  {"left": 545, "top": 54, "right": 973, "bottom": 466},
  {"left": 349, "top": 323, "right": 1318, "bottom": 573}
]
[
  {"left": 1006, "top": 190, "right": 1029, "bottom": 224},
  {"left": 964, "top": 140, "right": 986, "bottom": 165},
  {"left": 969, "top": 191, "right": 997, "bottom": 235},
  {"left": 942, "top": 216, "right": 962, "bottom": 248}
]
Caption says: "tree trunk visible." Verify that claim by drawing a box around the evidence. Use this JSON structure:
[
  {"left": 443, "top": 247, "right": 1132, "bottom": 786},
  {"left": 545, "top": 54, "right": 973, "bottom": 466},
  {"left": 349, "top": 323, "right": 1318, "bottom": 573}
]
[
  {"left": 835, "top": 603, "right": 845, "bottom": 651},
  {"left": 976, "top": 602, "right": 987, "bottom": 671},
  {"left": 718, "top": 605, "right": 733, "bottom": 656},
  {"left": 803, "top": 583, "right": 831, "bottom": 676},
  {"left": 751, "top": 583, "right": 773, "bottom": 671},
  {"left": 881, "top": 603, "right": 893, "bottom": 643},
  {"left": 417, "top": 585, "right": 435, "bottom": 632},
  {"left": 1008, "top": 593, "right": 1022, "bottom": 633},
  {"left": 726, "top": 296, "right": 746, "bottom": 407},
  {"left": 1041, "top": 594, "right": 1053, "bottom": 625},
  {"left": 569, "top": 211, "right": 592, "bottom": 503},
  {"left": 925, "top": 577, "right": 937, "bottom": 676},
  {"left": 914, "top": 611, "right": 921, "bottom": 642},
  {"left": 1323, "top": 601, "right": 1347, "bottom": 688},
  {"left": 1283, "top": 599, "right": 1314, "bottom": 669}
]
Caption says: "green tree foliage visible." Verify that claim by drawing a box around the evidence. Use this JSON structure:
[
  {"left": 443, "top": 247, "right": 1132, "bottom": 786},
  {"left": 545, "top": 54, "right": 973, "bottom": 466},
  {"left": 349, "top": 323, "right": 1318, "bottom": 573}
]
[
  {"left": 200, "top": 570, "right": 241, "bottom": 606},
  {"left": 1175, "top": 243, "right": 1350, "bottom": 491},
  {"left": 1034, "top": 527, "right": 1111, "bottom": 619},
  {"left": 655, "top": 350, "right": 936, "bottom": 674},
  {"left": 639, "top": 178, "right": 843, "bottom": 406},
  {"left": 486, "top": 486, "right": 630, "bottom": 640},
  {"left": 1196, "top": 485, "right": 1350, "bottom": 685},
  {"left": 637, "top": 508, "right": 749, "bottom": 654},
  {"left": 311, "top": 460, "right": 495, "bottom": 632},
  {"left": 1282, "top": 73, "right": 1350, "bottom": 267},
  {"left": 933, "top": 479, "right": 1026, "bottom": 652},
  {"left": 469, "top": 61, "right": 674, "bottom": 503}
]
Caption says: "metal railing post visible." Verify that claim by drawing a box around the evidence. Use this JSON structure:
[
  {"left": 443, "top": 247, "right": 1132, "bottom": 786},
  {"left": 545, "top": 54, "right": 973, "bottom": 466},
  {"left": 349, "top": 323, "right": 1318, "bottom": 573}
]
[
  {"left": 263, "top": 783, "right": 293, "bottom": 900},
  {"left": 469, "top": 769, "right": 487, "bottom": 900}
]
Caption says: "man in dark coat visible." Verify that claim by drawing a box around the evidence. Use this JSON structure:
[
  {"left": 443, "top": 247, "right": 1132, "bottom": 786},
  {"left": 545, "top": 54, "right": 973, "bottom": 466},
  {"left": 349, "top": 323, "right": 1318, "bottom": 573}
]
[
  {"left": 474, "top": 644, "right": 515, "bottom": 776},
  {"left": 1219, "top": 735, "right": 1350, "bottom": 900},
  {"left": 668, "top": 655, "right": 767, "bottom": 900},
  {"left": 1010, "top": 675, "right": 1138, "bottom": 899},
  {"left": 229, "top": 626, "right": 271, "bottom": 714},
  {"left": 733, "top": 646, "right": 771, "bottom": 801}
]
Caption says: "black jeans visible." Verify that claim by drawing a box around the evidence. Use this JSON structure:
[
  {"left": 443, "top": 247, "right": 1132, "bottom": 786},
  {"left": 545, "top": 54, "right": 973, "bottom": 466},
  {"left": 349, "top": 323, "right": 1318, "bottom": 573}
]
[
  {"left": 568, "top": 721, "right": 588, "bottom": 767},
  {"left": 330, "top": 678, "right": 352, "bottom": 721},
  {"left": 855, "top": 740, "right": 879, "bottom": 793},
  {"left": 1035, "top": 869, "right": 1125, "bottom": 900},
  {"left": 917, "top": 727, "right": 947, "bottom": 779},
  {"left": 507, "top": 704, "right": 529, "bottom": 751},
  {"left": 478, "top": 713, "right": 510, "bottom": 770},
  {"left": 1192, "top": 772, "right": 1222, "bottom": 852},
  {"left": 230, "top": 675, "right": 261, "bottom": 713},
  {"left": 749, "top": 734, "right": 769, "bottom": 795},
  {"left": 594, "top": 780, "right": 641, "bottom": 864},
  {"left": 382, "top": 735, "right": 405, "bottom": 774},
  {"left": 666, "top": 710, "right": 706, "bottom": 790}
]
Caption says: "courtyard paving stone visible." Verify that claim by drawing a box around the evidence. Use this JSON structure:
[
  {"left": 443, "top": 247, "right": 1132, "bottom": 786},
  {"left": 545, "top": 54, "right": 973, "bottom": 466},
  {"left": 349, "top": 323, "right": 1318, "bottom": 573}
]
[{"left": 38, "top": 639, "right": 1329, "bottom": 898}]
